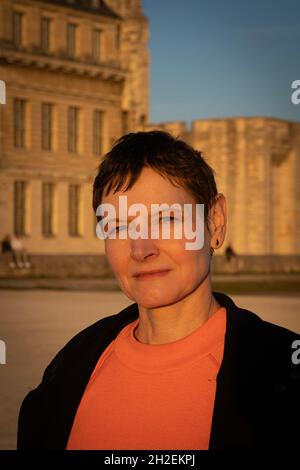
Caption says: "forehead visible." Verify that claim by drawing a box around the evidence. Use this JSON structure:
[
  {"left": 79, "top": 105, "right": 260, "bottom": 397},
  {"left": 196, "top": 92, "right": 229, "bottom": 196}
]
[{"left": 102, "top": 167, "right": 196, "bottom": 207}]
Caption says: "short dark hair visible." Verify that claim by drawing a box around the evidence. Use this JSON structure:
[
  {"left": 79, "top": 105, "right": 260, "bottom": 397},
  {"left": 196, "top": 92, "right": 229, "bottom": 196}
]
[{"left": 93, "top": 130, "right": 218, "bottom": 229}]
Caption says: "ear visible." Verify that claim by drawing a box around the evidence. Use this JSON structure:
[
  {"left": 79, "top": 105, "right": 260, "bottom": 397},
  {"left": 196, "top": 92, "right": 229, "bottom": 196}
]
[{"left": 208, "top": 193, "right": 227, "bottom": 250}]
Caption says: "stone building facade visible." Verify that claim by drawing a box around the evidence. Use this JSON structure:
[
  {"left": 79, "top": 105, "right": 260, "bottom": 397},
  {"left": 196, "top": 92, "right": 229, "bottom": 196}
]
[
  {"left": 0, "top": 0, "right": 149, "bottom": 258},
  {"left": 145, "top": 118, "right": 300, "bottom": 256}
]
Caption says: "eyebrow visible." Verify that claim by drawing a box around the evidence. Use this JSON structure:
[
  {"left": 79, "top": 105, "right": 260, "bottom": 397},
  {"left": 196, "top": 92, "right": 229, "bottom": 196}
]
[{"left": 102, "top": 206, "right": 183, "bottom": 223}]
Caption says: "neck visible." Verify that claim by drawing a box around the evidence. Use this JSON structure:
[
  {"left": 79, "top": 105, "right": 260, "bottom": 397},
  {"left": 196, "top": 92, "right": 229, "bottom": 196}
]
[{"left": 134, "top": 274, "right": 221, "bottom": 345}]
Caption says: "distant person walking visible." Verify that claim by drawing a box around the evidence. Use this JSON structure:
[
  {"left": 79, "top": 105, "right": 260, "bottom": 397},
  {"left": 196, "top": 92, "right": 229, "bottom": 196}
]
[
  {"left": 225, "top": 244, "right": 237, "bottom": 273},
  {"left": 225, "top": 244, "right": 236, "bottom": 263}
]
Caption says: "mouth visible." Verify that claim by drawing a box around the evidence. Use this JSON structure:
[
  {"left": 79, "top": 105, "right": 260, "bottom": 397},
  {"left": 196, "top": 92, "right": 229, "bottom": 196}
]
[{"left": 133, "top": 269, "right": 171, "bottom": 280}]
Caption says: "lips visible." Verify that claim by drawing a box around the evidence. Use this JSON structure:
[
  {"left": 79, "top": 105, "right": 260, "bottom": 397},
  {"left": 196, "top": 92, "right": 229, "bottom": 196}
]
[{"left": 133, "top": 269, "right": 171, "bottom": 280}]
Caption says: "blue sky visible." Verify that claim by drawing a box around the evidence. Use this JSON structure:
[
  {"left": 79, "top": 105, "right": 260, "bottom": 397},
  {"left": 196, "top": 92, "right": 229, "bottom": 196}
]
[{"left": 142, "top": 0, "right": 300, "bottom": 124}]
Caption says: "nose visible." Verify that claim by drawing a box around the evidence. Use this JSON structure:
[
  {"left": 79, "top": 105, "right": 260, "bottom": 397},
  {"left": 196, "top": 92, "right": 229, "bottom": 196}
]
[{"left": 130, "top": 237, "right": 160, "bottom": 262}]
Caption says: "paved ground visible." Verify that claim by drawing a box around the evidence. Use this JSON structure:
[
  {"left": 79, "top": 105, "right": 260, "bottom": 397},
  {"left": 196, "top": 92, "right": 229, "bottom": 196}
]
[
  {"left": 0, "top": 273, "right": 300, "bottom": 291},
  {"left": 0, "top": 290, "right": 299, "bottom": 450}
]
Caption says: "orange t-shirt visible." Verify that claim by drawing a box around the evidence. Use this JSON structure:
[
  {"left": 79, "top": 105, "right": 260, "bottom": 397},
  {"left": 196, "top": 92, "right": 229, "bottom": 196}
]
[{"left": 66, "top": 306, "right": 226, "bottom": 450}]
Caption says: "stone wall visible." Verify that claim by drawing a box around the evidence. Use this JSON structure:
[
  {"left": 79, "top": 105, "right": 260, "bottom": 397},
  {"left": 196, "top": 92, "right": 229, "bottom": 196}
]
[
  {"left": 0, "top": 253, "right": 112, "bottom": 278},
  {"left": 143, "top": 117, "right": 300, "bottom": 256},
  {"left": 211, "top": 254, "right": 300, "bottom": 274},
  {"left": 1, "top": 252, "right": 300, "bottom": 278}
]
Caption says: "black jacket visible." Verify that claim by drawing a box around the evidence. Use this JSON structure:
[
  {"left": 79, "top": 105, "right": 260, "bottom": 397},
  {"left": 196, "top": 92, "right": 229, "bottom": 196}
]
[{"left": 17, "top": 292, "right": 300, "bottom": 449}]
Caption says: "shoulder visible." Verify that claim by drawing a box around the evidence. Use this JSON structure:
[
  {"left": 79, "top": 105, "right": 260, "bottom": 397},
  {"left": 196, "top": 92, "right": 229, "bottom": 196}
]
[
  {"left": 234, "top": 301, "right": 299, "bottom": 346},
  {"left": 214, "top": 290, "right": 299, "bottom": 340},
  {"left": 211, "top": 293, "right": 300, "bottom": 448},
  {"left": 39, "top": 302, "right": 139, "bottom": 386},
  {"left": 214, "top": 291, "right": 300, "bottom": 369},
  {"left": 17, "top": 302, "right": 138, "bottom": 449}
]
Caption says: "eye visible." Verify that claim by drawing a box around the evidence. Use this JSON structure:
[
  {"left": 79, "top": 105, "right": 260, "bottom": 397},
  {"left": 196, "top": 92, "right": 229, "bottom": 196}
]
[
  {"left": 107, "top": 225, "right": 127, "bottom": 237},
  {"left": 116, "top": 225, "right": 127, "bottom": 231},
  {"left": 160, "top": 215, "right": 177, "bottom": 222}
]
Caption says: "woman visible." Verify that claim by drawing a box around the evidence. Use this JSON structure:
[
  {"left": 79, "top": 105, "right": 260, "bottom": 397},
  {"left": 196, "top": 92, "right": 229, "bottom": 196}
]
[{"left": 18, "top": 131, "right": 300, "bottom": 449}]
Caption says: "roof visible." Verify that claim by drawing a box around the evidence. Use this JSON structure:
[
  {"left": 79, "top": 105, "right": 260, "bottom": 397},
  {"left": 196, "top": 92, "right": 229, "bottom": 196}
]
[{"left": 35, "top": 0, "right": 120, "bottom": 20}]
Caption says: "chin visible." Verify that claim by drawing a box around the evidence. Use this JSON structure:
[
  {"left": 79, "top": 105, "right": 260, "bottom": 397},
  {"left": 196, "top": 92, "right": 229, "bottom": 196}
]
[{"left": 132, "top": 292, "right": 180, "bottom": 309}]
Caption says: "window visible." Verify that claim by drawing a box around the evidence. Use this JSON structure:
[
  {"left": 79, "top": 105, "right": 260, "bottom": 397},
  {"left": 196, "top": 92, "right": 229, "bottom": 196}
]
[
  {"left": 122, "top": 110, "right": 129, "bottom": 135},
  {"left": 69, "top": 184, "right": 80, "bottom": 236},
  {"left": 68, "top": 106, "right": 79, "bottom": 153},
  {"left": 41, "top": 17, "right": 51, "bottom": 52},
  {"left": 14, "top": 98, "right": 26, "bottom": 148},
  {"left": 93, "top": 110, "right": 104, "bottom": 155},
  {"left": 42, "top": 183, "right": 54, "bottom": 236},
  {"left": 13, "top": 11, "right": 23, "bottom": 47},
  {"left": 67, "top": 23, "right": 77, "bottom": 58},
  {"left": 14, "top": 181, "right": 27, "bottom": 236},
  {"left": 116, "top": 25, "right": 121, "bottom": 50},
  {"left": 41, "top": 103, "right": 53, "bottom": 150},
  {"left": 140, "top": 114, "right": 146, "bottom": 126},
  {"left": 94, "top": 213, "right": 98, "bottom": 237},
  {"left": 92, "top": 28, "right": 101, "bottom": 61}
]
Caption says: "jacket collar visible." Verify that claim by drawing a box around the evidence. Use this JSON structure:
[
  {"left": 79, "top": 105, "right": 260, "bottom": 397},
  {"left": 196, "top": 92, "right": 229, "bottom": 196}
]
[{"left": 209, "top": 292, "right": 256, "bottom": 448}]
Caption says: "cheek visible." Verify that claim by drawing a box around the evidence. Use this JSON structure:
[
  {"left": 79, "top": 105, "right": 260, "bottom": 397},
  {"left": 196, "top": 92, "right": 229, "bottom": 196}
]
[
  {"left": 105, "top": 241, "right": 128, "bottom": 274},
  {"left": 181, "top": 250, "right": 208, "bottom": 278},
  {"left": 156, "top": 242, "right": 208, "bottom": 287},
  {"left": 160, "top": 237, "right": 206, "bottom": 263},
  {"left": 167, "top": 243, "right": 210, "bottom": 294}
]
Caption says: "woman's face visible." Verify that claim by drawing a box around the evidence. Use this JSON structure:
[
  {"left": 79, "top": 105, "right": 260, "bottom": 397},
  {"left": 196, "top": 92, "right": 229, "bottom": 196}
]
[{"left": 101, "top": 166, "right": 217, "bottom": 309}]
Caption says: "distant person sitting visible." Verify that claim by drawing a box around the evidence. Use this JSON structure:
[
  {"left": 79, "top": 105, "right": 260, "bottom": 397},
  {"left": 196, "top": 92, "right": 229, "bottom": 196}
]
[
  {"left": 1, "top": 234, "right": 12, "bottom": 255},
  {"left": 1, "top": 234, "right": 17, "bottom": 268},
  {"left": 10, "top": 235, "right": 31, "bottom": 269}
]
